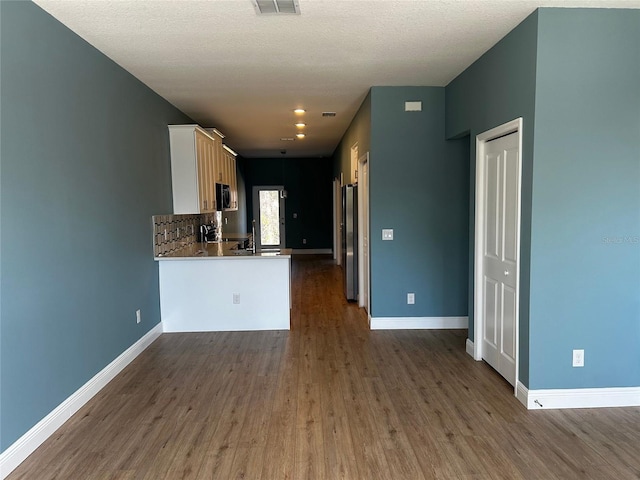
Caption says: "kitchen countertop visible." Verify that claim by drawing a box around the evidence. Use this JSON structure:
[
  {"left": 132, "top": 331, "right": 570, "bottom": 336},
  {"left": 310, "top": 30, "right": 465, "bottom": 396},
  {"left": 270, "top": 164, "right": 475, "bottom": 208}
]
[
  {"left": 155, "top": 241, "right": 291, "bottom": 260},
  {"left": 221, "top": 233, "right": 251, "bottom": 241}
]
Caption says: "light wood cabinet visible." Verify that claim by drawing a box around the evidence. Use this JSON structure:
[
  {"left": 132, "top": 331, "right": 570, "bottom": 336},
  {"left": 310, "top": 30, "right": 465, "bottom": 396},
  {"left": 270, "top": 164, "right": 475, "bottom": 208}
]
[
  {"left": 207, "top": 129, "right": 238, "bottom": 211},
  {"left": 168, "top": 125, "right": 217, "bottom": 214},
  {"left": 207, "top": 129, "right": 225, "bottom": 185},
  {"left": 222, "top": 147, "right": 238, "bottom": 210}
]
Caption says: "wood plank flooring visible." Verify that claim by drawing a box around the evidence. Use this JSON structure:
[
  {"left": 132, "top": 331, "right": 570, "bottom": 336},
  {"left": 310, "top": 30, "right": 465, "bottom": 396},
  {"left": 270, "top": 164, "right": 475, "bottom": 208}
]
[{"left": 8, "top": 255, "right": 640, "bottom": 479}]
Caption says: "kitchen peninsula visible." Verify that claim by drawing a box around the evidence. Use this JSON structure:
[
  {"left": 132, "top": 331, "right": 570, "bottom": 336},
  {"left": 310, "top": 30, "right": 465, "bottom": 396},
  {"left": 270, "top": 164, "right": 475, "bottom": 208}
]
[{"left": 156, "top": 241, "right": 292, "bottom": 332}]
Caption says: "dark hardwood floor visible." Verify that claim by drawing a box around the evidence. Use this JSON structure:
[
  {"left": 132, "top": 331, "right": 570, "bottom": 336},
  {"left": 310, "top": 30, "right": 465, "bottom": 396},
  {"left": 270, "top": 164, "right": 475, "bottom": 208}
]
[{"left": 8, "top": 255, "right": 640, "bottom": 479}]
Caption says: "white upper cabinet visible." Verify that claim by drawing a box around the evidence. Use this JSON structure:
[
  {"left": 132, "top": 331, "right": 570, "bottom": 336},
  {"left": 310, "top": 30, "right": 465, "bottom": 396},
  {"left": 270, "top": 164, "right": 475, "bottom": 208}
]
[
  {"left": 169, "top": 125, "right": 238, "bottom": 213},
  {"left": 168, "top": 125, "right": 217, "bottom": 214}
]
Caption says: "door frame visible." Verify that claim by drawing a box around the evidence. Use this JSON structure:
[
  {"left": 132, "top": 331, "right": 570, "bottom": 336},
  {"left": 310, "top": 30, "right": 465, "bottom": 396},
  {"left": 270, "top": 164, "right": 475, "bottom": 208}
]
[
  {"left": 473, "top": 118, "right": 523, "bottom": 394},
  {"left": 252, "top": 185, "right": 286, "bottom": 250},
  {"left": 350, "top": 142, "right": 359, "bottom": 184},
  {"left": 357, "top": 152, "right": 370, "bottom": 315}
]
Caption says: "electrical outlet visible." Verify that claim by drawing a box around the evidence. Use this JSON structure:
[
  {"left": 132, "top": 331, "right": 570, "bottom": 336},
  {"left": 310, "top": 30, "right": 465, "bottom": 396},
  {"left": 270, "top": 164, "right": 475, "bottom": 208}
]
[
  {"left": 572, "top": 349, "right": 584, "bottom": 367},
  {"left": 136, "top": 309, "right": 141, "bottom": 324},
  {"left": 302, "top": 238, "right": 307, "bottom": 244},
  {"left": 382, "top": 229, "right": 394, "bottom": 241},
  {"left": 407, "top": 293, "right": 415, "bottom": 305},
  {"left": 233, "top": 293, "right": 240, "bottom": 305}
]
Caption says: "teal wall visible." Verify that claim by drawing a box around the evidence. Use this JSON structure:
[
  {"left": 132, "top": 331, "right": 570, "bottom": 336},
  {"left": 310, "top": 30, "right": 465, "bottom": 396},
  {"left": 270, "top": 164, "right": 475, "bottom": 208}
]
[
  {"left": 333, "top": 87, "right": 469, "bottom": 319},
  {"left": 445, "top": 8, "right": 640, "bottom": 390},
  {"left": 333, "top": 91, "right": 371, "bottom": 182},
  {"left": 243, "top": 158, "right": 333, "bottom": 249},
  {"left": 0, "top": 2, "right": 192, "bottom": 451},
  {"left": 445, "top": 12, "right": 539, "bottom": 386},
  {"left": 369, "top": 87, "right": 469, "bottom": 318},
  {"left": 529, "top": 9, "right": 640, "bottom": 389}
]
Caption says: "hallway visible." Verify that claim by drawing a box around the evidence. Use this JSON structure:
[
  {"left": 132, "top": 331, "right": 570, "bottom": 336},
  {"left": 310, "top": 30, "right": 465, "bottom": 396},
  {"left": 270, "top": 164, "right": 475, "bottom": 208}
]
[{"left": 8, "top": 256, "right": 640, "bottom": 479}]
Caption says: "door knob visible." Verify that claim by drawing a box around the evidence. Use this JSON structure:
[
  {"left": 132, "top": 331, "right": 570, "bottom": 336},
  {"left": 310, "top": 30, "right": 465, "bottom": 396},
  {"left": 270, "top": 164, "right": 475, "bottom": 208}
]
[{"left": 504, "top": 270, "right": 510, "bottom": 276}]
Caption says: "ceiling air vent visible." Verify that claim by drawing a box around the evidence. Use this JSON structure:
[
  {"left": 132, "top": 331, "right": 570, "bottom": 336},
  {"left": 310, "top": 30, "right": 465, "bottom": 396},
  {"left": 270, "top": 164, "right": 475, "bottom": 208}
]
[
  {"left": 253, "top": 0, "right": 300, "bottom": 15},
  {"left": 322, "top": 112, "right": 336, "bottom": 117}
]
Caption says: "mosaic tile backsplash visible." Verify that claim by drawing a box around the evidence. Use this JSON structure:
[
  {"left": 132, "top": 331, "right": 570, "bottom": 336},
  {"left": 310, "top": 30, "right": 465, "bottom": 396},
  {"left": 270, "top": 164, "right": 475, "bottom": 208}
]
[{"left": 152, "top": 213, "right": 216, "bottom": 257}]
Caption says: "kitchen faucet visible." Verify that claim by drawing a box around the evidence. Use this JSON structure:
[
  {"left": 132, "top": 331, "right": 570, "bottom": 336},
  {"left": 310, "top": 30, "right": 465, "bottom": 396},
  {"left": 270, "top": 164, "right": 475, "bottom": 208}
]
[{"left": 251, "top": 219, "right": 256, "bottom": 254}]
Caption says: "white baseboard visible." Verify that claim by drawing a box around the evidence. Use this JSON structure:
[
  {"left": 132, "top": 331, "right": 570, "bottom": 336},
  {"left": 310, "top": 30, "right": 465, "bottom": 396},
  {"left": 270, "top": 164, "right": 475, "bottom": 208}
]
[
  {"left": 517, "top": 381, "right": 640, "bottom": 410},
  {"left": 370, "top": 316, "right": 468, "bottom": 330},
  {"left": 0, "top": 323, "right": 163, "bottom": 479},
  {"left": 291, "top": 248, "right": 332, "bottom": 254},
  {"left": 466, "top": 338, "right": 475, "bottom": 358},
  {"left": 516, "top": 381, "right": 529, "bottom": 408}
]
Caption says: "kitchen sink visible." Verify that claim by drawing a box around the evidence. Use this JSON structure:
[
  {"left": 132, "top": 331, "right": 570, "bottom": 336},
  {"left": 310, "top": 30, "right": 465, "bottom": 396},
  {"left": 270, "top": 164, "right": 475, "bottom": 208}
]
[{"left": 232, "top": 249, "right": 254, "bottom": 256}]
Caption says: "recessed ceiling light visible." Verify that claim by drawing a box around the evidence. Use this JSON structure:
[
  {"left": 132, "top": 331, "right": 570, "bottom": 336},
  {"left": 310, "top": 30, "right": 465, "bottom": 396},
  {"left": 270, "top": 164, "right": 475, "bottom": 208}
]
[
  {"left": 296, "top": 133, "right": 305, "bottom": 139},
  {"left": 295, "top": 122, "right": 306, "bottom": 128},
  {"left": 294, "top": 109, "right": 305, "bottom": 114}
]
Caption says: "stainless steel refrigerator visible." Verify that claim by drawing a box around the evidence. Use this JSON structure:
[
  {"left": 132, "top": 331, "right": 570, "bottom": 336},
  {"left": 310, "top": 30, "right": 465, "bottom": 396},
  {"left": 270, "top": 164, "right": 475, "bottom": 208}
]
[{"left": 342, "top": 184, "right": 358, "bottom": 301}]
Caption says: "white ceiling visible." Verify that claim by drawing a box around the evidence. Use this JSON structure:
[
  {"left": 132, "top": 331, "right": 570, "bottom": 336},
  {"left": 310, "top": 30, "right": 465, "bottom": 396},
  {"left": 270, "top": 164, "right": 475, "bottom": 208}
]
[{"left": 33, "top": 0, "right": 640, "bottom": 158}]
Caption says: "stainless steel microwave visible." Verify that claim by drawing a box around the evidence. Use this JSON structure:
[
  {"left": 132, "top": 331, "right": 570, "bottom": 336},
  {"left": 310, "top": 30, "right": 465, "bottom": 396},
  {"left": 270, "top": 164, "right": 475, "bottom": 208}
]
[{"left": 216, "top": 183, "right": 231, "bottom": 210}]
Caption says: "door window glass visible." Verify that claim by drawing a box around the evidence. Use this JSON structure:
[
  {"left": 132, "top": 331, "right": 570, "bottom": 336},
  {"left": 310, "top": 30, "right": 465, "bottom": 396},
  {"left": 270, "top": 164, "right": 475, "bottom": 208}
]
[{"left": 259, "top": 190, "right": 280, "bottom": 246}]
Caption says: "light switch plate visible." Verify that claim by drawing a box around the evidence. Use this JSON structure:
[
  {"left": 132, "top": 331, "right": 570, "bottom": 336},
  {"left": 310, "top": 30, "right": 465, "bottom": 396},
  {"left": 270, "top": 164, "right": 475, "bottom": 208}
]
[{"left": 382, "top": 229, "right": 394, "bottom": 241}]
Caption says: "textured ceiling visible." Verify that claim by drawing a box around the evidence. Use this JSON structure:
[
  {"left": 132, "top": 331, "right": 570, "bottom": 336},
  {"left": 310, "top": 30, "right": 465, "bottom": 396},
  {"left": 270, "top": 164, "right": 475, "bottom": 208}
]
[{"left": 33, "top": 0, "right": 640, "bottom": 158}]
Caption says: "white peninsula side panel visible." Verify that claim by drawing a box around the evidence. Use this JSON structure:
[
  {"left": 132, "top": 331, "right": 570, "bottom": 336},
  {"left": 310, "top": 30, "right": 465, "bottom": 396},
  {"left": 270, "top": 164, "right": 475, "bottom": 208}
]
[{"left": 159, "top": 257, "right": 291, "bottom": 332}]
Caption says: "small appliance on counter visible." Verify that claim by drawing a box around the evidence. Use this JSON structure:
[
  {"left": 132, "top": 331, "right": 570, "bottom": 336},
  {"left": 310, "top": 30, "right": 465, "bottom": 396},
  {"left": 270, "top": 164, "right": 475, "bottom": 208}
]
[
  {"left": 198, "top": 224, "right": 216, "bottom": 243},
  {"left": 199, "top": 212, "right": 223, "bottom": 243}
]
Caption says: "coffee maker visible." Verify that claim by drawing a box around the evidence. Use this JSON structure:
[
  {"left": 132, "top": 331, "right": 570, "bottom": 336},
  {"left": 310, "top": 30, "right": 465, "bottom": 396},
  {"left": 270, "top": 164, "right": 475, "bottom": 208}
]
[{"left": 198, "top": 212, "right": 223, "bottom": 243}]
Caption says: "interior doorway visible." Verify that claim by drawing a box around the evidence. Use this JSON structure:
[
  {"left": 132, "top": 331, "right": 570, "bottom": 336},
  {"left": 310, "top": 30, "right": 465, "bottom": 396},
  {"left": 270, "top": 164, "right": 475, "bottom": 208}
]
[
  {"left": 253, "top": 185, "right": 286, "bottom": 250},
  {"left": 474, "top": 118, "right": 523, "bottom": 390},
  {"left": 357, "top": 153, "right": 370, "bottom": 316}
]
